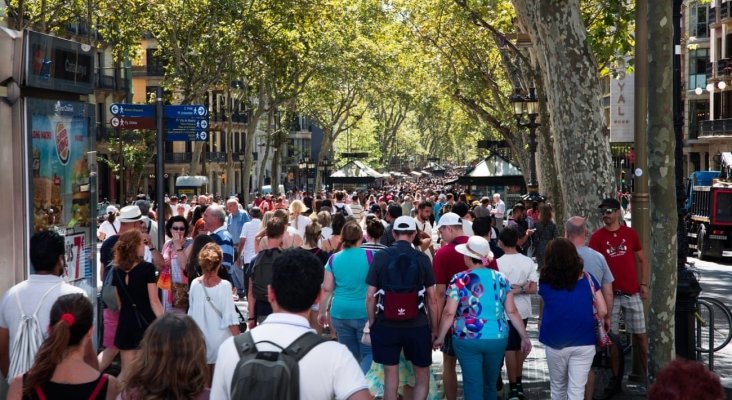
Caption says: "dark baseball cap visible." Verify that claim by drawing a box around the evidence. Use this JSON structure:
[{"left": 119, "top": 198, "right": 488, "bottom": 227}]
[{"left": 598, "top": 198, "right": 621, "bottom": 209}]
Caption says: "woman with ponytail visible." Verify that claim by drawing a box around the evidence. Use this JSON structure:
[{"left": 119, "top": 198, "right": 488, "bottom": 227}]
[{"left": 8, "top": 294, "right": 119, "bottom": 399}]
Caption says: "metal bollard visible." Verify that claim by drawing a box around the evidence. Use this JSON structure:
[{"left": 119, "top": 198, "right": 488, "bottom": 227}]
[{"left": 675, "top": 264, "right": 701, "bottom": 359}]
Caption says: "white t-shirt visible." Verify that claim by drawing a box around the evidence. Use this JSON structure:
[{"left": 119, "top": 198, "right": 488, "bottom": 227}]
[
  {"left": 290, "top": 215, "right": 311, "bottom": 238},
  {"left": 239, "top": 219, "right": 262, "bottom": 264},
  {"left": 211, "top": 313, "right": 368, "bottom": 400},
  {"left": 496, "top": 253, "right": 538, "bottom": 319},
  {"left": 98, "top": 219, "right": 120, "bottom": 239},
  {"left": 415, "top": 218, "right": 434, "bottom": 261},
  {"left": 333, "top": 202, "right": 353, "bottom": 216},
  {"left": 0, "top": 275, "right": 87, "bottom": 348}
]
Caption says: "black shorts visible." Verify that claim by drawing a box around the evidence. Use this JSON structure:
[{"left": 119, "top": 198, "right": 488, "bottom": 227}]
[
  {"left": 370, "top": 322, "right": 432, "bottom": 367},
  {"left": 506, "top": 318, "right": 529, "bottom": 351},
  {"left": 440, "top": 331, "right": 456, "bottom": 357}
]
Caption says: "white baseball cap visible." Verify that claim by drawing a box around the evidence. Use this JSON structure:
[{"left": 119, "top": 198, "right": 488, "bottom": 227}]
[
  {"left": 436, "top": 212, "right": 462, "bottom": 229},
  {"left": 393, "top": 216, "right": 417, "bottom": 231}
]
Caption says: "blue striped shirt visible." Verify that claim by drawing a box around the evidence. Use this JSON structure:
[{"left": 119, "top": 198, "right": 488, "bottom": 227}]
[{"left": 210, "top": 227, "right": 235, "bottom": 270}]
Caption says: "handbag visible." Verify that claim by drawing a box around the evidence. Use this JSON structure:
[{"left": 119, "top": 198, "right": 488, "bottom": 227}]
[
  {"left": 101, "top": 264, "right": 120, "bottom": 312},
  {"left": 171, "top": 283, "right": 189, "bottom": 310},
  {"left": 585, "top": 272, "right": 612, "bottom": 349},
  {"left": 157, "top": 268, "right": 172, "bottom": 291}
]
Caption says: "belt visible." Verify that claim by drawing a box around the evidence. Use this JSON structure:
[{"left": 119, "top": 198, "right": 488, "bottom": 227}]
[{"left": 613, "top": 290, "right": 635, "bottom": 296}]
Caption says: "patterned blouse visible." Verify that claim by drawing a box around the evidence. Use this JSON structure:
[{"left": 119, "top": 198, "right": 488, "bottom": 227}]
[{"left": 446, "top": 268, "right": 510, "bottom": 340}]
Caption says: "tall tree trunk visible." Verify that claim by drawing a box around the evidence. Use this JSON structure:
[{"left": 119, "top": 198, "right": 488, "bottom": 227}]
[
  {"left": 315, "top": 127, "right": 334, "bottom": 192},
  {"left": 647, "top": 0, "right": 677, "bottom": 382},
  {"left": 225, "top": 83, "right": 235, "bottom": 197},
  {"left": 241, "top": 85, "right": 267, "bottom": 206},
  {"left": 511, "top": 0, "right": 615, "bottom": 231}
]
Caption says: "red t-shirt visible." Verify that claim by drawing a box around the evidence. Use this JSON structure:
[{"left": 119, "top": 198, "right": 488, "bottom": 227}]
[
  {"left": 589, "top": 225, "right": 642, "bottom": 294},
  {"left": 433, "top": 236, "right": 498, "bottom": 285}
]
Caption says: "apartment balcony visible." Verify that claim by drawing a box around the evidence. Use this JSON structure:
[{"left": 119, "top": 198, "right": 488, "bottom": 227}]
[
  {"left": 210, "top": 111, "right": 248, "bottom": 124},
  {"left": 722, "top": 2, "right": 732, "bottom": 22},
  {"left": 95, "top": 72, "right": 129, "bottom": 92},
  {"left": 699, "top": 119, "right": 732, "bottom": 138}
]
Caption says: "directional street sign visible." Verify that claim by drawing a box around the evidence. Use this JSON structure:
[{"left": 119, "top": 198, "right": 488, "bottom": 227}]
[
  {"left": 110, "top": 116, "right": 156, "bottom": 130},
  {"left": 164, "top": 105, "right": 208, "bottom": 118},
  {"left": 164, "top": 104, "right": 208, "bottom": 142},
  {"left": 110, "top": 103, "right": 155, "bottom": 118},
  {"left": 109, "top": 103, "right": 156, "bottom": 130}
]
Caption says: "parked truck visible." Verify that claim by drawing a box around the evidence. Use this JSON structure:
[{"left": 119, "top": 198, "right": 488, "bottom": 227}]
[{"left": 686, "top": 152, "right": 732, "bottom": 260}]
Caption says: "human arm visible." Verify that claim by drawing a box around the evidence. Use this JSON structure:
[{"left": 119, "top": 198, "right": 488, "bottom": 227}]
[
  {"left": 346, "top": 390, "right": 373, "bottom": 400},
  {"left": 594, "top": 284, "right": 608, "bottom": 320},
  {"left": 317, "top": 271, "right": 335, "bottom": 326},
  {"left": 510, "top": 280, "right": 537, "bottom": 295},
  {"left": 435, "top": 283, "right": 447, "bottom": 314},
  {"left": 601, "top": 283, "right": 614, "bottom": 329},
  {"left": 148, "top": 283, "right": 164, "bottom": 317},
  {"left": 247, "top": 279, "right": 256, "bottom": 329},
  {"left": 366, "top": 285, "right": 377, "bottom": 327},
  {"left": 504, "top": 292, "right": 532, "bottom": 354},
  {"left": 7, "top": 375, "right": 22, "bottom": 400},
  {"left": 635, "top": 250, "right": 649, "bottom": 299},
  {"left": 0, "top": 327, "right": 9, "bottom": 377},
  {"left": 425, "top": 284, "right": 439, "bottom": 334},
  {"left": 433, "top": 297, "right": 457, "bottom": 350}
]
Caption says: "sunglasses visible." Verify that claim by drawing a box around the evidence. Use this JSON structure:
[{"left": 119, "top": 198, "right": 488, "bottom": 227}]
[
  {"left": 171, "top": 226, "right": 186, "bottom": 231},
  {"left": 601, "top": 208, "right": 616, "bottom": 215}
]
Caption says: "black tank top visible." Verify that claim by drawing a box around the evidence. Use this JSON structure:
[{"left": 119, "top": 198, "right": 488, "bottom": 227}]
[{"left": 24, "top": 373, "right": 109, "bottom": 400}]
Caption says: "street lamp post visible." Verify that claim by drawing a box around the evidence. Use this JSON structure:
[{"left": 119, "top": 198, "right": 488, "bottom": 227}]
[
  {"left": 510, "top": 87, "right": 545, "bottom": 203},
  {"left": 318, "top": 158, "right": 334, "bottom": 192},
  {"left": 298, "top": 157, "right": 315, "bottom": 193}
]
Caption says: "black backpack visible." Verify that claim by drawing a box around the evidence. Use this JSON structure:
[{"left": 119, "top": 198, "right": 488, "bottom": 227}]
[
  {"left": 252, "top": 248, "right": 282, "bottom": 301},
  {"left": 230, "top": 331, "right": 326, "bottom": 400},
  {"left": 377, "top": 249, "right": 425, "bottom": 321},
  {"left": 334, "top": 204, "right": 349, "bottom": 217}
]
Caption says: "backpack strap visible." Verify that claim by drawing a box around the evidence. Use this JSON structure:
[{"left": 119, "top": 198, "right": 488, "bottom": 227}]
[
  {"left": 282, "top": 332, "right": 326, "bottom": 362},
  {"left": 35, "top": 385, "right": 47, "bottom": 400},
  {"left": 234, "top": 331, "right": 258, "bottom": 357},
  {"left": 17, "top": 282, "right": 62, "bottom": 318},
  {"left": 88, "top": 374, "right": 109, "bottom": 400}
]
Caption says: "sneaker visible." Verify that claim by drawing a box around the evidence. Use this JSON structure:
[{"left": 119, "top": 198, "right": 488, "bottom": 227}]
[
  {"left": 517, "top": 382, "right": 525, "bottom": 400},
  {"left": 507, "top": 389, "right": 520, "bottom": 400}
]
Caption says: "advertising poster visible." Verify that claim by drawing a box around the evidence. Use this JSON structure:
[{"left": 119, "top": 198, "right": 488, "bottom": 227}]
[{"left": 27, "top": 98, "right": 92, "bottom": 280}]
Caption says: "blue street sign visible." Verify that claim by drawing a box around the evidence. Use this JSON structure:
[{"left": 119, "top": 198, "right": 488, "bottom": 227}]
[
  {"left": 166, "top": 131, "right": 208, "bottom": 141},
  {"left": 164, "top": 105, "right": 208, "bottom": 118},
  {"left": 166, "top": 117, "right": 209, "bottom": 130},
  {"left": 110, "top": 103, "right": 155, "bottom": 118}
]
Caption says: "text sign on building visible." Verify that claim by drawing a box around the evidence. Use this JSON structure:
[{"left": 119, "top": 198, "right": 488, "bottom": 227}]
[
  {"left": 164, "top": 105, "right": 209, "bottom": 142},
  {"left": 109, "top": 104, "right": 155, "bottom": 130},
  {"left": 610, "top": 70, "right": 635, "bottom": 143},
  {"left": 24, "top": 30, "right": 94, "bottom": 95}
]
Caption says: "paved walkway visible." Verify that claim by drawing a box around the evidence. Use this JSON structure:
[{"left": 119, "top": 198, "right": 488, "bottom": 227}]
[{"left": 429, "top": 294, "right": 647, "bottom": 400}]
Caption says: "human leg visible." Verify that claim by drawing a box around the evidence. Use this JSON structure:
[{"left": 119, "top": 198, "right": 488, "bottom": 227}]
[
  {"left": 355, "top": 319, "right": 373, "bottom": 374},
  {"left": 331, "top": 318, "right": 360, "bottom": 362},
  {"left": 545, "top": 345, "right": 570, "bottom": 400},
  {"left": 565, "top": 345, "right": 596, "bottom": 400},
  {"left": 119, "top": 349, "right": 137, "bottom": 381},
  {"left": 624, "top": 294, "right": 648, "bottom": 378},
  {"left": 370, "top": 322, "right": 403, "bottom": 400},
  {"left": 383, "top": 364, "right": 400, "bottom": 400},
  {"left": 441, "top": 334, "right": 458, "bottom": 400},
  {"left": 401, "top": 325, "right": 433, "bottom": 400},
  {"left": 480, "top": 338, "right": 509, "bottom": 400},
  {"left": 452, "top": 338, "right": 485, "bottom": 400}
]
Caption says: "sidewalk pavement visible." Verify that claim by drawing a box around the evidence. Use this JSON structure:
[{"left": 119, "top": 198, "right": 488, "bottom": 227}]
[{"left": 429, "top": 294, "right": 647, "bottom": 400}]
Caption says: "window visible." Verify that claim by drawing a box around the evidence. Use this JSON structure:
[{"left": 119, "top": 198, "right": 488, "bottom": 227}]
[
  {"left": 690, "top": 2, "right": 711, "bottom": 38},
  {"left": 688, "top": 48, "right": 710, "bottom": 91},
  {"left": 714, "top": 191, "right": 732, "bottom": 223},
  {"left": 146, "top": 49, "right": 165, "bottom": 76},
  {"left": 688, "top": 100, "right": 710, "bottom": 139}
]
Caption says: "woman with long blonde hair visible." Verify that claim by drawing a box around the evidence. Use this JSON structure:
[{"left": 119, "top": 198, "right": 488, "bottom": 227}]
[{"left": 289, "top": 199, "right": 311, "bottom": 238}]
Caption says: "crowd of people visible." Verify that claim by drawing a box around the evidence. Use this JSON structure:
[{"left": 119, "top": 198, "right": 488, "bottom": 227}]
[{"left": 0, "top": 176, "right": 724, "bottom": 400}]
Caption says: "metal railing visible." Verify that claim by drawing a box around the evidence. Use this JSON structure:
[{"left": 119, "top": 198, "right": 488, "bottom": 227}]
[{"left": 699, "top": 119, "right": 732, "bottom": 137}]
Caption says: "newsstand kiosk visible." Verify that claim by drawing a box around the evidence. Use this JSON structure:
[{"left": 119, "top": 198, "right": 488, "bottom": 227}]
[{"left": 0, "top": 27, "right": 98, "bottom": 366}]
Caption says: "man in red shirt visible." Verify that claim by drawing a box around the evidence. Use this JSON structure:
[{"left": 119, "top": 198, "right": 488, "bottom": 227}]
[{"left": 589, "top": 198, "right": 649, "bottom": 389}]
